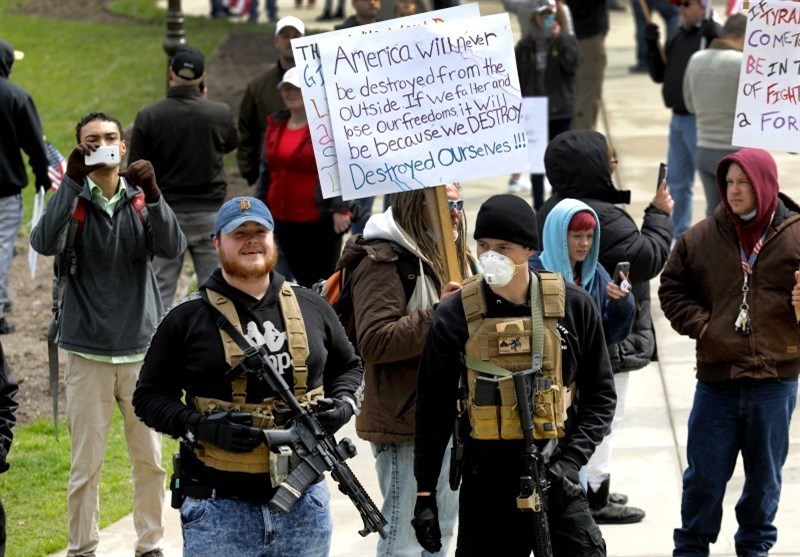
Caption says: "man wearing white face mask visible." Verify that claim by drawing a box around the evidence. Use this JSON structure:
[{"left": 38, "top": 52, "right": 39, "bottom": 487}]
[
  {"left": 412, "top": 194, "right": 615, "bottom": 556},
  {"left": 339, "top": 185, "right": 473, "bottom": 557}
]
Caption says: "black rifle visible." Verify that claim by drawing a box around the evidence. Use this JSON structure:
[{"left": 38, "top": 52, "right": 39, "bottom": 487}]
[
  {"left": 218, "top": 318, "right": 387, "bottom": 539},
  {"left": 449, "top": 386, "right": 467, "bottom": 491},
  {"left": 513, "top": 368, "right": 554, "bottom": 557}
]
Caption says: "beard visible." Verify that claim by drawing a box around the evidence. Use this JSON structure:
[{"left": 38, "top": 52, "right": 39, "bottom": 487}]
[{"left": 219, "top": 248, "right": 278, "bottom": 281}]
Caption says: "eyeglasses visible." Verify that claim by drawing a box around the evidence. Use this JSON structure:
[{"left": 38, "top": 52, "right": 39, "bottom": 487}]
[{"left": 448, "top": 200, "right": 464, "bottom": 212}]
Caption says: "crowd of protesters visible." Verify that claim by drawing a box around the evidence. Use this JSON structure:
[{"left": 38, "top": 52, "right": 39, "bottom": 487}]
[{"left": 0, "top": 0, "right": 798, "bottom": 556}]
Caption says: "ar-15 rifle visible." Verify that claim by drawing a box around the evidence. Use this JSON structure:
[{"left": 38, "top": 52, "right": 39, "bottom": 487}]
[
  {"left": 221, "top": 327, "right": 387, "bottom": 539},
  {"left": 513, "top": 367, "right": 554, "bottom": 557}
]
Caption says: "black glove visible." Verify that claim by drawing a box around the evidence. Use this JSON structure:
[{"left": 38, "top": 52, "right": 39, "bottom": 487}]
[
  {"left": 193, "top": 411, "right": 263, "bottom": 453},
  {"left": 644, "top": 22, "right": 660, "bottom": 44},
  {"left": 548, "top": 460, "right": 583, "bottom": 498},
  {"left": 65, "top": 143, "right": 105, "bottom": 183},
  {"left": 411, "top": 493, "right": 442, "bottom": 553},
  {"left": 120, "top": 159, "right": 161, "bottom": 203},
  {"left": 312, "top": 397, "right": 354, "bottom": 434}
]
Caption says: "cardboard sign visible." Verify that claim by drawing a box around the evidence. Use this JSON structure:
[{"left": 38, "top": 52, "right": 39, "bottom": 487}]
[
  {"left": 732, "top": 0, "right": 800, "bottom": 152},
  {"left": 521, "top": 97, "right": 548, "bottom": 174},
  {"left": 320, "top": 13, "right": 528, "bottom": 200},
  {"left": 290, "top": 4, "right": 481, "bottom": 198}
]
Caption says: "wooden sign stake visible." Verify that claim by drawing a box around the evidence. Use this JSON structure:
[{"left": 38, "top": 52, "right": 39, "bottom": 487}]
[{"left": 425, "top": 185, "right": 462, "bottom": 284}]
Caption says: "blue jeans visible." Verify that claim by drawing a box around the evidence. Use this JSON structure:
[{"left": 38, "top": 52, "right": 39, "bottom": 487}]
[
  {"left": 674, "top": 378, "right": 798, "bottom": 557},
  {"left": 181, "top": 481, "right": 332, "bottom": 556},
  {"left": 0, "top": 194, "right": 23, "bottom": 319},
  {"left": 696, "top": 147, "right": 736, "bottom": 218},
  {"left": 249, "top": 0, "right": 277, "bottom": 21},
  {"left": 631, "top": 0, "right": 679, "bottom": 68},
  {"left": 372, "top": 441, "right": 458, "bottom": 557},
  {"left": 667, "top": 113, "right": 697, "bottom": 239}
]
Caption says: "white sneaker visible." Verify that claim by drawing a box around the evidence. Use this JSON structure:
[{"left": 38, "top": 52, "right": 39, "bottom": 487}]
[
  {"left": 517, "top": 176, "right": 532, "bottom": 192},
  {"left": 508, "top": 178, "right": 521, "bottom": 193}
]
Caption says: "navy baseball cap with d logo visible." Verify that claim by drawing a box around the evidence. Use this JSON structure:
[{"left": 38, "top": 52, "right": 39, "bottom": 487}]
[{"left": 214, "top": 197, "right": 274, "bottom": 236}]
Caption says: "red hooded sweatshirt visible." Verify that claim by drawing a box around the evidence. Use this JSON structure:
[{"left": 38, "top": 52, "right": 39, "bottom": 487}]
[{"left": 715, "top": 148, "right": 779, "bottom": 257}]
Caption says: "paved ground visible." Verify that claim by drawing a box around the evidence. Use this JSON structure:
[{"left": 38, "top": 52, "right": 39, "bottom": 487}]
[{"left": 49, "top": 1, "right": 800, "bottom": 555}]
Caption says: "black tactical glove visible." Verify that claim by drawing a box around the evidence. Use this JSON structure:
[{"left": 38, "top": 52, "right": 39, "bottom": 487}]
[
  {"left": 548, "top": 460, "right": 583, "bottom": 498},
  {"left": 411, "top": 493, "right": 442, "bottom": 553},
  {"left": 65, "top": 143, "right": 105, "bottom": 183},
  {"left": 312, "top": 397, "right": 354, "bottom": 434},
  {"left": 119, "top": 159, "right": 161, "bottom": 203},
  {"left": 644, "top": 22, "right": 660, "bottom": 44},
  {"left": 193, "top": 411, "right": 263, "bottom": 453}
]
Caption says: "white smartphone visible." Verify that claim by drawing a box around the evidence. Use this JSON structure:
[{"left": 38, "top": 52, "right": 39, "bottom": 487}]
[{"left": 84, "top": 145, "right": 119, "bottom": 166}]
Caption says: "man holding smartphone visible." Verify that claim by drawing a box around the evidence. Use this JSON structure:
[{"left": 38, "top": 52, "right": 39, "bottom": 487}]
[{"left": 31, "top": 112, "right": 186, "bottom": 557}]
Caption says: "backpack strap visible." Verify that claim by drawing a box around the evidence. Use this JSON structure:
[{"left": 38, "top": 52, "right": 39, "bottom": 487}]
[
  {"left": 277, "top": 283, "right": 310, "bottom": 397},
  {"left": 129, "top": 192, "right": 153, "bottom": 260},
  {"left": 460, "top": 275, "right": 486, "bottom": 337},
  {"left": 205, "top": 289, "right": 248, "bottom": 404}
]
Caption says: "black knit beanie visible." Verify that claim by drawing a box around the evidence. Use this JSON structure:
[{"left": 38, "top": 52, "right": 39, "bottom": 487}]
[{"left": 473, "top": 194, "right": 539, "bottom": 248}]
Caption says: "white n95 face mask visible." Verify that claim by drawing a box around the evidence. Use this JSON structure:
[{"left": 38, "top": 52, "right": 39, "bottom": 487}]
[{"left": 479, "top": 250, "right": 520, "bottom": 287}]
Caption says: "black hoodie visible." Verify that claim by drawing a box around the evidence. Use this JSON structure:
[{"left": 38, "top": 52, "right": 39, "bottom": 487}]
[
  {"left": 538, "top": 130, "right": 674, "bottom": 373},
  {"left": 133, "top": 269, "right": 364, "bottom": 501},
  {"left": 0, "top": 40, "right": 49, "bottom": 197}
]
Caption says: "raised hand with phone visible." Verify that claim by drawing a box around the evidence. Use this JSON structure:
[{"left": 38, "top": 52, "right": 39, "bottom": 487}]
[
  {"left": 65, "top": 142, "right": 107, "bottom": 183},
  {"left": 652, "top": 162, "right": 674, "bottom": 215}
]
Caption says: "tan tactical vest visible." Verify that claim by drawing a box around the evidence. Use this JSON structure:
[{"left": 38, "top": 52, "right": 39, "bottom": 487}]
[
  {"left": 190, "top": 284, "right": 323, "bottom": 473},
  {"left": 461, "top": 272, "right": 573, "bottom": 441}
]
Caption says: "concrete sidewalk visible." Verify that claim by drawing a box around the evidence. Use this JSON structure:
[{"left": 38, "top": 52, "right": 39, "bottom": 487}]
[{"left": 50, "top": 1, "right": 800, "bottom": 555}]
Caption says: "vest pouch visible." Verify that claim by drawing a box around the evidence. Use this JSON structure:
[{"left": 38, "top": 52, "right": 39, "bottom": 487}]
[
  {"left": 497, "top": 375, "right": 523, "bottom": 440},
  {"left": 468, "top": 400, "right": 501, "bottom": 440},
  {"left": 191, "top": 397, "right": 279, "bottom": 474},
  {"left": 533, "top": 387, "right": 559, "bottom": 439}
]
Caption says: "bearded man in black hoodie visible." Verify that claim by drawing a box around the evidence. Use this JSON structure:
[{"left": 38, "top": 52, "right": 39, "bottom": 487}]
[
  {"left": 134, "top": 196, "right": 364, "bottom": 556},
  {"left": 537, "top": 129, "right": 674, "bottom": 523}
]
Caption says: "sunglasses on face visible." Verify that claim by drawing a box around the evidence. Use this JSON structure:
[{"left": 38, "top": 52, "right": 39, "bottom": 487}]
[{"left": 448, "top": 200, "right": 464, "bottom": 212}]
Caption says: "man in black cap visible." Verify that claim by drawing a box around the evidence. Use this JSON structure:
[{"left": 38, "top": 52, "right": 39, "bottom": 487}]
[
  {"left": 129, "top": 46, "right": 238, "bottom": 308},
  {"left": 412, "top": 194, "right": 615, "bottom": 556}
]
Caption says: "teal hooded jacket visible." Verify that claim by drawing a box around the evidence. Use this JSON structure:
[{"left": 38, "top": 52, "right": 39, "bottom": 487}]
[{"left": 532, "top": 198, "right": 635, "bottom": 346}]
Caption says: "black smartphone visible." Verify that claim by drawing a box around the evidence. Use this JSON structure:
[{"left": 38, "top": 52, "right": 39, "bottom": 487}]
[
  {"left": 657, "top": 163, "right": 668, "bottom": 191},
  {"left": 612, "top": 262, "right": 631, "bottom": 285}
]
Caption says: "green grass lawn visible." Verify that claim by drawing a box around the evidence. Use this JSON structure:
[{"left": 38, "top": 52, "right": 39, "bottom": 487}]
[
  {"left": 0, "top": 1, "right": 245, "bottom": 554},
  {"left": 0, "top": 0, "right": 264, "bottom": 223},
  {"left": 0, "top": 412, "right": 178, "bottom": 557}
]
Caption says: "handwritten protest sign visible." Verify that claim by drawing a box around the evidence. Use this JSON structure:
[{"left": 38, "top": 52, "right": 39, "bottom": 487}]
[
  {"left": 291, "top": 4, "right": 480, "bottom": 199},
  {"left": 521, "top": 97, "right": 548, "bottom": 174},
  {"left": 319, "top": 13, "right": 527, "bottom": 200},
  {"left": 732, "top": 0, "right": 800, "bottom": 152}
]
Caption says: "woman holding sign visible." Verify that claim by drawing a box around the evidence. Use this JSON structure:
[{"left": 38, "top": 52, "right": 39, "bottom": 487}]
[
  {"left": 258, "top": 68, "right": 356, "bottom": 287},
  {"left": 514, "top": 0, "right": 581, "bottom": 208}
]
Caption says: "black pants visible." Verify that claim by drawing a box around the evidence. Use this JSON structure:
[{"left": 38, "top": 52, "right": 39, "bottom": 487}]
[
  {"left": 274, "top": 216, "right": 342, "bottom": 288},
  {"left": 455, "top": 446, "right": 606, "bottom": 557}
]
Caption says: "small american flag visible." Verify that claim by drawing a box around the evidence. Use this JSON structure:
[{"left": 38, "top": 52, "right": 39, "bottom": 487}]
[{"left": 45, "top": 140, "right": 66, "bottom": 190}]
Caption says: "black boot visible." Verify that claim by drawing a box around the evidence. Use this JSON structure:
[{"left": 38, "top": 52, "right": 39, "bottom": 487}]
[
  {"left": 333, "top": 6, "right": 345, "bottom": 18},
  {"left": 587, "top": 477, "right": 645, "bottom": 525},
  {"left": 316, "top": 9, "right": 333, "bottom": 20}
]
